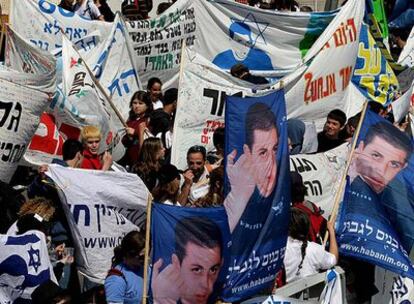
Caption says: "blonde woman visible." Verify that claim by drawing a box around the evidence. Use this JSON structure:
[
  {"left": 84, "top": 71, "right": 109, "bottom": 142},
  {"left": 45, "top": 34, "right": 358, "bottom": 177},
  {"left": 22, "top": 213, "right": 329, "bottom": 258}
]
[{"left": 80, "top": 126, "right": 112, "bottom": 170}]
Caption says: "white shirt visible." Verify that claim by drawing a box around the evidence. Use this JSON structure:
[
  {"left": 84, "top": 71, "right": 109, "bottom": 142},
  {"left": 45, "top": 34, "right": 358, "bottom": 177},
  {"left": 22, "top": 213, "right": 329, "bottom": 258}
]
[
  {"left": 283, "top": 237, "right": 336, "bottom": 283},
  {"left": 74, "top": 0, "right": 102, "bottom": 20},
  {"left": 180, "top": 166, "right": 210, "bottom": 203},
  {"left": 153, "top": 100, "right": 163, "bottom": 110}
]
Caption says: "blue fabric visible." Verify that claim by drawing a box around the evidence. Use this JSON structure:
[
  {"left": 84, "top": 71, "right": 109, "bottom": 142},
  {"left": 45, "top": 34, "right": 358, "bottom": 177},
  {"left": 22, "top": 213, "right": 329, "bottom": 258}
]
[
  {"left": 105, "top": 263, "right": 143, "bottom": 304},
  {"left": 388, "top": 9, "right": 414, "bottom": 29},
  {"left": 212, "top": 48, "right": 273, "bottom": 71},
  {"left": 222, "top": 91, "right": 290, "bottom": 301}
]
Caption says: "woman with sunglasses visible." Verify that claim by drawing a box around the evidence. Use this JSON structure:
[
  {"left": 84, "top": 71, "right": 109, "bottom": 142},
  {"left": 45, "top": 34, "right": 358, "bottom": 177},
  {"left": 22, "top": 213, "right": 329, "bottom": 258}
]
[
  {"left": 80, "top": 125, "right": 112, "bottom": 171},
  {"left": 105, "top": 230, "right": 146, "bottom": 304}
]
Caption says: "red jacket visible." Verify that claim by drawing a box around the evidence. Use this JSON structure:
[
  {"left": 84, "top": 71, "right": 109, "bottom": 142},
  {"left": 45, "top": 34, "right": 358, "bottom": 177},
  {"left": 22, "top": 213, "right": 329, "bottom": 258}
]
[{"left": 81, "top": 149, "right": 102, "bottom": 170}]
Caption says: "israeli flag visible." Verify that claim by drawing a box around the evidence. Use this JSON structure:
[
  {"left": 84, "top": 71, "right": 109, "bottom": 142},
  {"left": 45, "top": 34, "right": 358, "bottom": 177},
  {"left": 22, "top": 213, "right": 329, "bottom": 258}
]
[{"left": 0, "top": 231, "right": 56, "bottom": 303}]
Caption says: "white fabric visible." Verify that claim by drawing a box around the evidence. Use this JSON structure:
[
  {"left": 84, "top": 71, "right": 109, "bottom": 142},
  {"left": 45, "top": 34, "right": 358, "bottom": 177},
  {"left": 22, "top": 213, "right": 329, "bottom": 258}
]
[
  {"left": 392, "top": 79, "right": 414, "bottom": 123},
  {"left": 0, "top": 231, "right": 57, "bottom": 303},
  {"left": 179, "top": 166, "right": 210, "bottom": 203},
  {"left": 319, "top": 269, "right": 343, "bottom": 304},
  {"left": 153, "top": 100, "right": 163, "bottom": 110},
  {"left": 284, "top": 237, "right": 337, "bottom": 283},
  {"left": 398, "top": 26, "right": 414, "bottom": 68},
  {"left": 74, "top": 0, "right": 102, "bottom": 20},
  {"left": 46, "top": 165, "right": 150, "bottom": 283},
  {"left": 389, "top": 275, "right": 414, "bottom": 304}
]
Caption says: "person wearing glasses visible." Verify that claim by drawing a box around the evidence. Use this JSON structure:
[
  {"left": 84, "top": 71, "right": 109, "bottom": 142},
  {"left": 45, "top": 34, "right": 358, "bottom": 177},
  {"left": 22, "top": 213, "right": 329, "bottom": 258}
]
[
  {"left": 80, "top": 125, "right": 112, "bottom": 171},
  {"left": 178, "top": 146, "right": 211, "bottom": 206},
  {"left": 105, "top": 230, "right": 145, "bottom": 304}
]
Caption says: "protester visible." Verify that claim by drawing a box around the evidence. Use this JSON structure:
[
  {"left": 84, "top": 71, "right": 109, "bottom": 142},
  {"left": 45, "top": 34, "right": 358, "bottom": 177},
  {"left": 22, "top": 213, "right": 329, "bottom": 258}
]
[
  {"left": 133, "top": 137, "right": 165, "bottom": 191},
  {"left": 206, "top": 127, "right": 225, "bottom": 169},
  {"left": 283, "top": 208, "right": 338, "bottom": 283},
  {"left": 339, "top": 112, "right": 361, "bottom": 142},
  {"left": 316, "top": 109, "right": 347, "bottom": 153},
  {"left": 193, "top": 166, "right": 224, "bottom": 208},
  {"left": 290, "top": 171, "right": 326, "bottom": 244},
  {"left": 230, "top": 63, "right": 269, "bottom": 85},
  {"left": 105, "top": 230, "right": 145, "bottom": 304},
  {"left": 73, "top": 0, "right": 105, "bottom": 20},
  {"left": 80, "top": 126, "right": 113, "bottom": 170},
  {"left": 178, "top": 145, "right": 210, "bottom": 206},
  {"left": 147, "top": 77, "right": 164, "bottom": 110},
  {"left": 287, "top": 119, "right": 305, "bottom": 155},
  {"left": 94, "top": 0, "right": 115, "bottom": 22},
  {"left": 152, "top": 164, "right": 181, "bottom": 205},
  {"left": 0, "top": 181, "right": 24, "bottom": 233},
  {"left": 58, "top": 0, "right": 74, "bottom": 11},
  {"left": 151, "top": 216, "right": 223, "bottom": 304},
  {"left": 122, "top": 91, "right": 153, "bottom": 168}
]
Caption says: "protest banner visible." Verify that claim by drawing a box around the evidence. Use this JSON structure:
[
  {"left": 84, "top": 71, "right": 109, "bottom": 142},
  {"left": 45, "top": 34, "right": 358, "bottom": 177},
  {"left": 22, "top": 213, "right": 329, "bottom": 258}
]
[
  {"left": 392, "top": 79, "right": 414, "bottom": 122},
  {"left": 10, "top": 0, "right": 112, "bottom": 53},
  {"left": 389, "top": 275, "right": 414, "bottom": 303},
  {"left": 0, "top": 231, "right": 57, "bottom": 303},
  {"left": 0, "top": 68, "right": 54, "bottom": 182},
  {"left": 398, "top": 26, "right": 414, "bottom": 68},
  {"left": 222, "top": 91, "right": 290, "bottom": 301},
  {"left": 290, "top": 143, "right": 349, "bottom": 219},
  {"left": 23, "top": 15, "right": 139, "bottom": 164},
  {"left": 337, "top": 110, "right": 414, "bottom": 279},
  {"left": 46, "top": 165, "right": 150, "bottom": 283},
  {"left": 241, "top": 295, "right": 315, "bottom": 303},
  {"left": 352, "top": 23, "right": 399, "bottom": 105},
  {"left": 171, "top": 0, "right": 364, "bottom": 169},
  {"left": 127, "top": 0, "right": 338, "bottom": 86},
  {"left": 149, "top": 203, "right": 230, "bottom": 304}
]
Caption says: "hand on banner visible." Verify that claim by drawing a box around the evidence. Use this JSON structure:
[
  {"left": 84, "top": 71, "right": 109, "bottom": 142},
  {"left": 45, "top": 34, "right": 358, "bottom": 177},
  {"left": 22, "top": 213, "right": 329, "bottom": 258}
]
[
  {"left": 152, "top": 254, "right": 184, "bottom": 304},
  {"left": 125, "top": 127, "right": 135, "bottom": 138},
  {"left": 101, "top": 151, "right": 113, "bottom": 171},
  {"left": 224, "top": 146, "right": 256, "bottom": 232}
]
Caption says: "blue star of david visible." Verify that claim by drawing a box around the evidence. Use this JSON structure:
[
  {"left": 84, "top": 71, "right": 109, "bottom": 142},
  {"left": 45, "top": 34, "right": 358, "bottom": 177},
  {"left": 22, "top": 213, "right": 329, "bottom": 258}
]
[
  {"left": 28, "top": 246, "right": 41, "bottom": 273},
  {"left": 230, "top": 12, "right": 269, "bottom": 48}
]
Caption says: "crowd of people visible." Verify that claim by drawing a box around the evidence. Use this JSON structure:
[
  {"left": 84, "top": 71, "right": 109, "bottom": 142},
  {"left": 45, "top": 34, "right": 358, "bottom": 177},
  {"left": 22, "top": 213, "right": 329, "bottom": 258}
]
[{"left": 1, "top": 0, "right": 413, "bottom": 303}]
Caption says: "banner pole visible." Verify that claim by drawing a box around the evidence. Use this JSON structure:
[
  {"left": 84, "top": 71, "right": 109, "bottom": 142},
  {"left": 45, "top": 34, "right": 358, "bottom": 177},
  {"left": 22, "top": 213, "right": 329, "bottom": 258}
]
[
  {"left": 142, "top": 194, "right": 153, "bottom": 304},
  {"left": 323, "top": 101, "right": 369, "bottom": 245},
  {"left": 60, "top": 29, "right": 128, "bottom": 128}
]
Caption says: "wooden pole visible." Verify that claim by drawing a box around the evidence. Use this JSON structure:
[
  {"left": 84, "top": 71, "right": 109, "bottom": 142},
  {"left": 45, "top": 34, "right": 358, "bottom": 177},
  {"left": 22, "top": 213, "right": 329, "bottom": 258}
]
[
  {"left": 323, "top": 101, "right": 369, "bottom": 245},
  {"left": 60, "top": 29, "right": 128, "bottom": 128},
  {"left": 142, "top": 194, "right": 153, "bottom": 304}
]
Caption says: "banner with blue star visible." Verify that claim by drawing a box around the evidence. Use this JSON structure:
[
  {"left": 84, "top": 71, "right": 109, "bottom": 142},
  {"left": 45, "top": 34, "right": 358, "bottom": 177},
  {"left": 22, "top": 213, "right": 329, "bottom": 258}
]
[{"left": 0, "top": 231, "right": 57, "bottom": 303}]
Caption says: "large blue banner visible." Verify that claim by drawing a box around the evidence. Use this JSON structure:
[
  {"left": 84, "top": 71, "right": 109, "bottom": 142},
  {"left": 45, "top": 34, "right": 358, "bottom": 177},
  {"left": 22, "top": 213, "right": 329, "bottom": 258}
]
[
  {"left": 150, "top": 203, "right": 231, "bottom": 304},
  {"left": 222, "top": 91, "right": 290, "bottom": 300},
  {"left": 337, "top": 110, "right": 414, "bottom": 278}
]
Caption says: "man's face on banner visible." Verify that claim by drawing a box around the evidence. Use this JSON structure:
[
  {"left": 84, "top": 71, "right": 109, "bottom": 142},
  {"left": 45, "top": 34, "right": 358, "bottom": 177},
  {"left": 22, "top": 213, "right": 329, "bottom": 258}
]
[
  {"left": 355, "top": 135, "right": 408, "bottom": 193},
  {"left": 250, "top": 127, "right": 278, "bottom": 197},
  {"left": 179, "top": 242, "right": 222, "bottom": 304}
]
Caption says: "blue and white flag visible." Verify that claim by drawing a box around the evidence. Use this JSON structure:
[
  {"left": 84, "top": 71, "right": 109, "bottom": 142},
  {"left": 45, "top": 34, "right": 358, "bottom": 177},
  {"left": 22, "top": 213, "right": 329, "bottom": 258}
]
[
  {"left": 222, "top": 91, "right": 290, "bottom": 301},
  {"left": 0, "top": 231, "right": 56, "bottom": 303},
  {"left": 337, "top": 110, "right": 414, "bottom": 279}
]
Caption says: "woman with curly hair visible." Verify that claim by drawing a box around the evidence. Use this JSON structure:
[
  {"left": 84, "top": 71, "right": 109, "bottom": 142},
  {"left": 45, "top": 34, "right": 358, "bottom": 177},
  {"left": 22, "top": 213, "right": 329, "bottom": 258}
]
[{"left": 283, "top": 208, "right": 338, "bottom": 283}]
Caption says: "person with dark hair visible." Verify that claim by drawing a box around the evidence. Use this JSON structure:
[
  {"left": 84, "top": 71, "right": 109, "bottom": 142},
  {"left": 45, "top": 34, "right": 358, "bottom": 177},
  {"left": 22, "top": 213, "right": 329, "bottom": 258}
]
[
  {"left": 156, "top": 2, "right": 171, "bottom": 15},
  {"left": 230, "top": 63, "right": 269, "bottom": 85},
  {"left": 152, "top": 164, "right": 181, "bottom": 205},
  {"left": 283, "top": 208, "right": 337, "bottom": 283},
  {"left": 178, "top": 145, "right": 210, "bottom": 206},
  {"left": 290, "top": 171, "right": 326, "bottom": 244},
  {"left": 94, "top": 0, "right": 115, "bottom": 22},
  {"left": 147, "top": 77, "right": 163, "bottom": 110},
  {"left": 287, "top": 119, "right": 305, "bottom": 155},
  {"left": 151, "top": 217, "right": 223, "bottom": 304},
  {"left": 193, "top": 166, "right": 225, "bottom": 208},
  {"left": 133, "top": 137, "right": 165, "bottom": 191},
  {"left": 339, "top": 112, "right": 361, "bottom": 142},
  {"left": 368, "top": 101, "right": 388, "bottom": 118},
  {"left": 317, "top": 109, "right": 347, "bottom": 153},
  {"left": 207, "top": 127, "right": 225, "bottom": 169},
  {"left": 350, "top": 120, "right": 412, "bottom": 194},
  {"left": 122, "top": 91, "right": 153, "bottom": 168},
  {"left": 105, "top": 230, "right": 145, "bottom": 304},
  {"left": 58, "top": 0, "right": 74, "bottom": 11},
  {"left": 224, "top": 102, "right": 278, "bottom": 232}
]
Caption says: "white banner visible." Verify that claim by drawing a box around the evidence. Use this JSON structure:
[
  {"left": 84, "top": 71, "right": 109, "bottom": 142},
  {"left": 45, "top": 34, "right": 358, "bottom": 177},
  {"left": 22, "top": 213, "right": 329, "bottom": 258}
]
[
  {"left": 0, "top": 68, "right": 54, "bottom": 182},
  {"left": 398, "top": 26, "right": 414, "bottom": 68},
  {"left": 127, "top": 0, "right": 339, "bottom": 86},
  {"left": 171, "top": 0, "right": 364, "bottom": 169},
  {"left": 0, "top": 231, "right": 57, "bottom": 303},
  {"left": 290, "top": 143, "right": 349, "bottom": 219},
  {"left": 10, "top": 0, "right": 112, "bottom": 53},
  {"left": 46, "top": 165, "right": 150, "bottom": 283},
  {"left": 241, "top": 295, "right": 316, "bottom": 304},
  {"left": 392, "top": 80, "right": 414, "bottom": 123}
]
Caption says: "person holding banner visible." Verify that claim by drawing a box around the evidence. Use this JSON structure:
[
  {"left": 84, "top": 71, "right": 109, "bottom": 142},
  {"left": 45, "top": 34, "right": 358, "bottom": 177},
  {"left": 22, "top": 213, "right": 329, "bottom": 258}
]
[
  {"left": 151, "top": 216, "right": 223, "bottom": 304},
  {"left": 80, "top": 126, "right": 113, "bottom": 171}
]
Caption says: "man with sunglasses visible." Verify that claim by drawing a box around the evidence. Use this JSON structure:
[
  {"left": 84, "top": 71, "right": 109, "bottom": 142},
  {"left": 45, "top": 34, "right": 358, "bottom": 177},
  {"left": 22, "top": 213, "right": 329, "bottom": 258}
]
[{"left": 178, "top": 146, "right": 210, "bottom": 206}]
